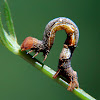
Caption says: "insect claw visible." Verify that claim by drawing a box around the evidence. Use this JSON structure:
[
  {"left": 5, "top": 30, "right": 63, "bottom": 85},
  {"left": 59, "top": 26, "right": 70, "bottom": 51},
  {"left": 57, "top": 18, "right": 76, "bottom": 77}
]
[
  {"left": 27, "top": 50, "right": 33, "bottom": 54},
  {"left": 32, "top": 56, "right": 34, "bottom": 59},
  {"left": 32, "top": 52, "right": 39, "bottom": 58},
  {"left": 53, "top": 69, "right": 61, "bottom": 79},
  {"left": 43, "top": 55, "right": 47, "bottom": 62},
  {"left": 26, "top": 52, "right": 30, "bottom": 54}
]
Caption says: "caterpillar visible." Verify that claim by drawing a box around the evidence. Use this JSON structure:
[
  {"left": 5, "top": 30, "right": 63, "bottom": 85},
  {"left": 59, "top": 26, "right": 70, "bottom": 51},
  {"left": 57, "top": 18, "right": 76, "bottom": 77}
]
[{"left": 21, "top": 17, "right": 79, "bottom": 91}]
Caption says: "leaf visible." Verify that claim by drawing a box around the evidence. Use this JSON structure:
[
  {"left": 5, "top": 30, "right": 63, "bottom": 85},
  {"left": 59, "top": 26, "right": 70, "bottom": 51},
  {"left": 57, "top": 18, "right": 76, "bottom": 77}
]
[
  {"left": 4, "top": 0, "right": 16, "bottom": 41},
  {"left": 0, "top": 13, "right": 15, "bottom": 50},
  {"left": 0, "top": 13, "right": 7, "bottom": 46}
]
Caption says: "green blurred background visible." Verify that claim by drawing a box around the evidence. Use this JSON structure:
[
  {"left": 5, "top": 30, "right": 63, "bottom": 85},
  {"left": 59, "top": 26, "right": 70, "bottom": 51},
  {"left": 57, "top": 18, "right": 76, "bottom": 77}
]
[{"left": 0, "top": 0, "right": 100, "bottom": 100}]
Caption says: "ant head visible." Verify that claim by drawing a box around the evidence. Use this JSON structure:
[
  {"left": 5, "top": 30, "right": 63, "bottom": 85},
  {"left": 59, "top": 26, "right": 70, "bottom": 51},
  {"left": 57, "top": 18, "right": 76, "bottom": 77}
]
[{"left": 21, "top": 37, "right": 39, "bottom": 51}]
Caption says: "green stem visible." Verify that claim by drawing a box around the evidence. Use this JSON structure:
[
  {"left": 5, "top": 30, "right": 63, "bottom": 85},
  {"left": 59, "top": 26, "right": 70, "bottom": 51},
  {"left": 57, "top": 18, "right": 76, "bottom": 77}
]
[{"left": 18, "top": 50, "right": 96, "bottom": 100}]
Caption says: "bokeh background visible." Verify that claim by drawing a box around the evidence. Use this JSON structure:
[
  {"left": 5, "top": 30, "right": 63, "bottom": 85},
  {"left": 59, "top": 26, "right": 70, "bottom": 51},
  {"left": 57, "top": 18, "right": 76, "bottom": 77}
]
[{"left": 0, "top": 0, "right": 100, "bottom": 100}]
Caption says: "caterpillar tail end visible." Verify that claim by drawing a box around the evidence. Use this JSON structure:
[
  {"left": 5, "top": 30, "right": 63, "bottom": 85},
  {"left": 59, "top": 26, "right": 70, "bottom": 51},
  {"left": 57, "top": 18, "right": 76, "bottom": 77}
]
[
  {"left": 67, "top": 71, "right": 79, "bottom": 91},
  {"left": 67, "top": 79, "right": 79, "bottom": 91}
]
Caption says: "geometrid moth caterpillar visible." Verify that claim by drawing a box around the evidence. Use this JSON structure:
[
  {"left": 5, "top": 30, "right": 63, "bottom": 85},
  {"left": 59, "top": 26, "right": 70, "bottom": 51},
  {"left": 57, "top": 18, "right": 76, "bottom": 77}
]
[{"left": 21, "top": 17, "right": 79, "bottom": 91}]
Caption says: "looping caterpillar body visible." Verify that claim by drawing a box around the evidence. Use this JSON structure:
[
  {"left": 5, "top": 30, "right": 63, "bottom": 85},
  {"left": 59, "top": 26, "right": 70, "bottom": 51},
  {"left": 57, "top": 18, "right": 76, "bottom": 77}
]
[{"left": 21, "top": 17, "right": 79, "bottom": 91}]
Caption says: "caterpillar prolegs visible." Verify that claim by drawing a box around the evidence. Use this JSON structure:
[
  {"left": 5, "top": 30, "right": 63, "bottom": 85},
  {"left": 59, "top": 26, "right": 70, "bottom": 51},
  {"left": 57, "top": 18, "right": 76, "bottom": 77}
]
[{"left": 21, "top": 17, "right": 79, "bottom": 91}]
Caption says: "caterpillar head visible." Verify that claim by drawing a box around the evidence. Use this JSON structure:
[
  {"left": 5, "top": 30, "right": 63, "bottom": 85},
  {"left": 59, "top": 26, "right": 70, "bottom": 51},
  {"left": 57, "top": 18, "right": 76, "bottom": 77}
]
[{"left": 21, "top": 37, "right": 40, "bottom": 51}]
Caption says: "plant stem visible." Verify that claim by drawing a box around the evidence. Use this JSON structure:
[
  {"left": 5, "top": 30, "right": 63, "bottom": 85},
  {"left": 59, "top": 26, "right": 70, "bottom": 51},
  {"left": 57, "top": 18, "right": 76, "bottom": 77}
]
[{"left": 18, "top": 50, "right": 96, "bottom": 100}]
